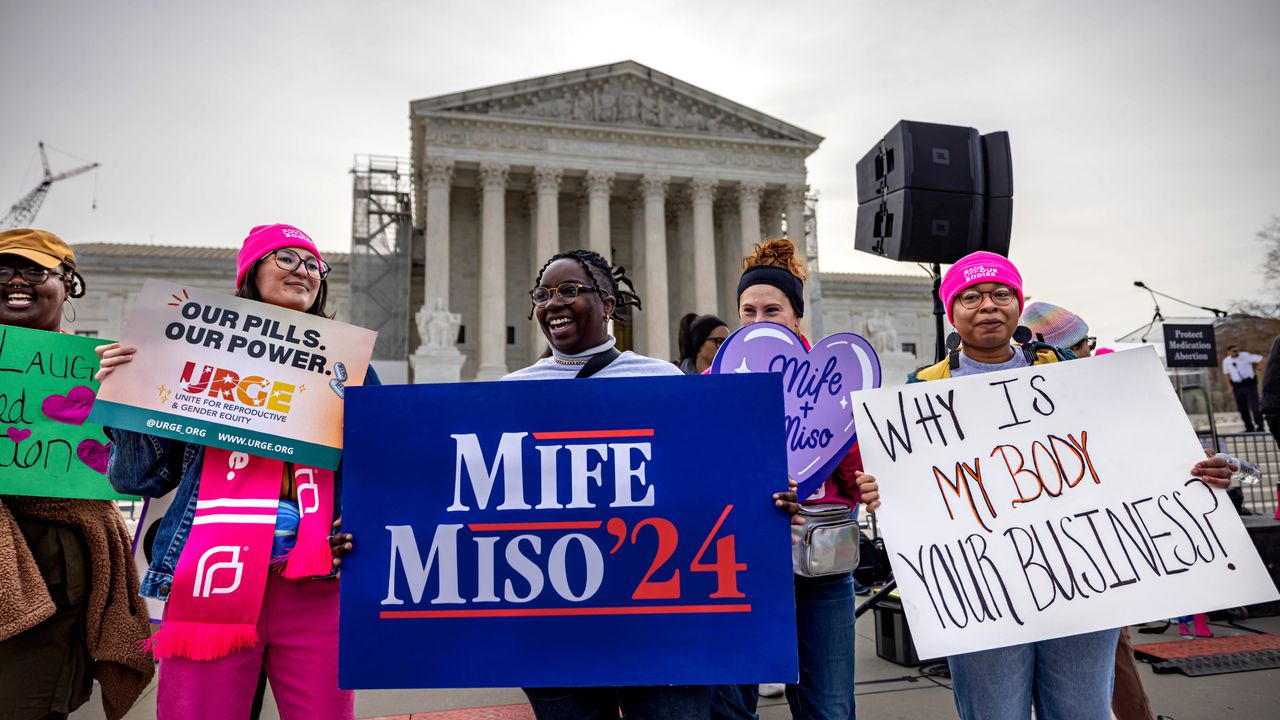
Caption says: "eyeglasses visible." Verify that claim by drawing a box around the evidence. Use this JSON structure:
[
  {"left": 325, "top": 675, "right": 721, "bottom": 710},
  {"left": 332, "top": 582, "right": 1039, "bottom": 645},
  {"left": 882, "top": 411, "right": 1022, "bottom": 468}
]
[
  {"left": 957, "top": 287, "right": 1016, "bottom": 309},
  {"left": 1078, "top": 336, "right": 1097, "bottom": 351},
  {"left": 0, "top": 266, "right": 63, "bottom": 285},
  {"left": 530, "top": 282, "right": 599, "bottom": 306},
  {"left": 269, "top": 249, "right": 329, "bottom": 280},
  {"left": 706, "top": 336, "right": 726, "bottom": 347}
]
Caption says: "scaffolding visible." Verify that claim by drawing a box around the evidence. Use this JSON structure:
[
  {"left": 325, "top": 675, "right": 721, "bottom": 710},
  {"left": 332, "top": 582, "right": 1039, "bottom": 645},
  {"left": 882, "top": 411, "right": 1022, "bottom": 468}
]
[{"left": 350, "top": 155, "right": 413, "bottom": 361}]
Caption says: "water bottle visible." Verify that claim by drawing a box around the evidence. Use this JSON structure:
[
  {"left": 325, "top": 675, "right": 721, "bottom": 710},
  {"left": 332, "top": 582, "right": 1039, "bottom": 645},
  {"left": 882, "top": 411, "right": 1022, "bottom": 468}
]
[{"left": 1215, "top": 453, "right": 1262, "bottom": 486}]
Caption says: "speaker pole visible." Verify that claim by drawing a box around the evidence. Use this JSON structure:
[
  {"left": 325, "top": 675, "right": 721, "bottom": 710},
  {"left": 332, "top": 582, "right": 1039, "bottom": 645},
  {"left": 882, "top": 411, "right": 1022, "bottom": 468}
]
[{"left": 932, "top": 262, "right": 945, "bottom": 362}]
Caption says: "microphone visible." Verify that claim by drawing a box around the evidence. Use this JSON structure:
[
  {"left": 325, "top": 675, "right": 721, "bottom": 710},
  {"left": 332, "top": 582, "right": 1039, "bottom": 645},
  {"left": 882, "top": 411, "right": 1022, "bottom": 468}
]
[{"left": 1133, "top": 281, "right": 1146, "bottom": 288}]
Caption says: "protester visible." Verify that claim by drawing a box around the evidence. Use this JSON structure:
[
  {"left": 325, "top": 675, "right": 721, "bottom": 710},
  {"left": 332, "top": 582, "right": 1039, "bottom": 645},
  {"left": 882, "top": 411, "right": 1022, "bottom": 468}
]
[
  {"left": 1260, "top": 335, "right": 1280, "bottom": 450},
  {"left": 0, "top": 228, "right": 154, "bottom": 720},
  {"left": 857, "top": 250, "right": 1235, "bottom": 720},
  {"left": 1222, "top": 344, "right": 1265, "bottom": 432},
  {"left": 499, "top": 248, "right": 713, "bottom": 718},
  {"left": 1020, "top": 301, "right": 1094, "bottom": 358},
  {"left": 711, "top": 238, "right": 868, "bottom": 720},
  {"left": 96, "top": 224, "right": 379, "bottom": 720},
  {"left": 676, "top": 312, "right": 728, "bottom": 374}
]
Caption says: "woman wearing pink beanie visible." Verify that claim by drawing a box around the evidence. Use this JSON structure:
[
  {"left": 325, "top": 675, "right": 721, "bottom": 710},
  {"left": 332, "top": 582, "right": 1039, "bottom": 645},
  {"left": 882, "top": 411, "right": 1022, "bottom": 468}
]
[
  {"left": 859, "top": 251, "right": 1235, "bottom": 720},
  {"left": 95, "top": 224, "right": 378, "bottom": 719}
]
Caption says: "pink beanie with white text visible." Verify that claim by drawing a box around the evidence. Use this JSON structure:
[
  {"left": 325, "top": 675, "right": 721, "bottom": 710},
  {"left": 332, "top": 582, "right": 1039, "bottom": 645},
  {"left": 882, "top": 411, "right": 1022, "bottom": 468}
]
[
  {"left": 939, "top": 251, "right": 1024, "bottom": 324},
  {"left": 235, "top": 224, "right": 323, "bottom": 288}
]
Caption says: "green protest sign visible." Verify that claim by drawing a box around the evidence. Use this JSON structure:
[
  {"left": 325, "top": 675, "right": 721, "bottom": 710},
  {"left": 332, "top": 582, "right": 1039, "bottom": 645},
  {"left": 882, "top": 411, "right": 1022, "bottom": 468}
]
[{"left": 0, "top": 325, "right": 137, "bottom": 500}]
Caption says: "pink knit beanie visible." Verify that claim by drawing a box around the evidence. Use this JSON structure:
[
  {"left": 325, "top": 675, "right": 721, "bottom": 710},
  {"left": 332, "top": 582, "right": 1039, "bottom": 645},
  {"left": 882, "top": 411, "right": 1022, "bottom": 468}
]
[
  {"left": 235, "top": 224, "right": 323, "bottom": 288},
  {"left": 939, "top": 251, "right": 1024, "bottom": 323}
]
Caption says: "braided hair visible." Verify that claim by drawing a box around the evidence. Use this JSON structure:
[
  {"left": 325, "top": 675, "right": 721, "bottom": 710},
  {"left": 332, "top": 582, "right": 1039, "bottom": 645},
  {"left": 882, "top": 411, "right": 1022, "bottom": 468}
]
[{"left": 528, "top": 249, "right": 642, "bottom": 321}]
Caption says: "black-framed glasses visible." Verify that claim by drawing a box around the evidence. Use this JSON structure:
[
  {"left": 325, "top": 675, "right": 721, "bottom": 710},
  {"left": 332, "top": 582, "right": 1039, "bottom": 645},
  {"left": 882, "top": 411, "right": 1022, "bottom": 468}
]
[
  {"left": 706, "top": 336, "right": 726, "bottom": 348},
  {"left": 269, "top": 249, "right": 329, "bottom": 280},
  {"left": 0, "top": 266, "right": 62, "bottom": 285},
  {"left": 957, "top": 287, "right": 1016, "bottom": 309},
  {"left": 1080, "top": 336, "right": 1097, "bottom": 351},
  {"left": 530, "top": 282, "right": 599, "bottom": 306}
]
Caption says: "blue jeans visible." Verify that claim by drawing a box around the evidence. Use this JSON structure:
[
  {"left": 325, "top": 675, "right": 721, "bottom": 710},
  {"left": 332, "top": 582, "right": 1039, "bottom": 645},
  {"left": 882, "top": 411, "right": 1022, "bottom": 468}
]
[
  {"left": 523, "top": 686, "right": 711, "bottom": 720},
  {"left": 710, "top": 682, "right": 758, "bottom": 720},
  {"left": 947, "top": 627, "right": 1121, "bottom": 720},
  {"left": 787, "top": 572, "right": 856, "bottom": 720},
  {"left": 711, "top": 573, "right": 856, "bottom": 720}
]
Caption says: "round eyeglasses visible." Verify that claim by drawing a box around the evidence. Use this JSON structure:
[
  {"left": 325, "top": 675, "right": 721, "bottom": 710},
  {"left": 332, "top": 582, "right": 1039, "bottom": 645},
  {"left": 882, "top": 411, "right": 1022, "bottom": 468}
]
[
  {"left": 957, "top": 287, "right": 1016, "bottom": 309},
  {"left": 269, "top": 249, "right": 329, "bottom": 280},
  {"left": 0, "top": 266, "right": 63, "bottom": 286},
  {"left": 530, "top": 282, "right": 599, "bottom": 306}
]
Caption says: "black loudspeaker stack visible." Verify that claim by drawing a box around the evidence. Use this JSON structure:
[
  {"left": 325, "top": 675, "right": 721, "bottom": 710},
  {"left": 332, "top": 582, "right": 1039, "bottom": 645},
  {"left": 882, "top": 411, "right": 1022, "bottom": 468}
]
[{"left": 854, "top": 121, "right": 1014, "bottom": 264}]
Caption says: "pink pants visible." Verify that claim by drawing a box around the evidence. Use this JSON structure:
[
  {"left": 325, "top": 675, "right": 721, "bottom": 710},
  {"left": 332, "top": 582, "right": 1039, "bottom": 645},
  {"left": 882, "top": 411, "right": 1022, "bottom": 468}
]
[{"left": 157, "top": 573, "right": 354, "bottom": 720}]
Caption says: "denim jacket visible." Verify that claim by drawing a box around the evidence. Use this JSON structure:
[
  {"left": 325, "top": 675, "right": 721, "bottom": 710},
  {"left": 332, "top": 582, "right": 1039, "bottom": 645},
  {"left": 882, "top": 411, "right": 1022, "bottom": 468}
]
[{"left": 107, "top": 366, "right": 380, "bottom": 600}]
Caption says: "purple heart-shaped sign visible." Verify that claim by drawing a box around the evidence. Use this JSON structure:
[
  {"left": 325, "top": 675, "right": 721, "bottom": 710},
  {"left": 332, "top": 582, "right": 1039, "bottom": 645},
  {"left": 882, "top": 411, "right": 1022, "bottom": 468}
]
[
  {"left": 76, "top": 438, "right": 111, "bottom": 475},
  {"left": 6, "top": 427, "right": 31, "bottom": 443},
  {"left": 42, "top": 385, "right": 97, "bottom": 426},
  {"left": 711, "top": 323, "right": 882, "bottom": 500}
]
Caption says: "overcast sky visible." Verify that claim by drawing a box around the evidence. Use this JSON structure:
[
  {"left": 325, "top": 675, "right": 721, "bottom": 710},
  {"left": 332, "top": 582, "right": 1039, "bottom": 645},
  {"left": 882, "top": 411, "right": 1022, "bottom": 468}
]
[{"left": 2, "top": 0, "right": 1277, "bottom": 345}]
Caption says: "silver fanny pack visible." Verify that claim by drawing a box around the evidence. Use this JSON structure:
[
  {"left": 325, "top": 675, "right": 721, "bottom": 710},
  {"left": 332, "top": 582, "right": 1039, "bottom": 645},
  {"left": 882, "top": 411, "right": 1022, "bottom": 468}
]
[{"left": 791, "top": 502, "right": 861, "bottom": 577}]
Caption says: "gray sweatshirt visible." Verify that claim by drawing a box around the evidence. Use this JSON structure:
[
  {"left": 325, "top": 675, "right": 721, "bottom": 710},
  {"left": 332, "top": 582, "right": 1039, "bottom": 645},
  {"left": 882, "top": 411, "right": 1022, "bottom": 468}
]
[{"left": 501, "top": 337, "right": 682, "bottom": 381}]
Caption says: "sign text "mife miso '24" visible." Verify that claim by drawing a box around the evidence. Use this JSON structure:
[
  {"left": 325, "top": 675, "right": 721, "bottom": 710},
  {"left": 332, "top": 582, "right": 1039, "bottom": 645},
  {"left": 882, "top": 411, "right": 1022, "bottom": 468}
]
[{"left": 339, "top": 374, "right": 798, "bottom": 689}]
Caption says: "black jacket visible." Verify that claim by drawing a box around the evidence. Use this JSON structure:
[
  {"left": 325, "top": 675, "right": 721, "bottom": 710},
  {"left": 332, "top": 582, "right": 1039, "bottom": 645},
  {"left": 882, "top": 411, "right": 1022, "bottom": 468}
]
[{"left": 1262, "top": 335, "right": 1280, "bottom": 416}]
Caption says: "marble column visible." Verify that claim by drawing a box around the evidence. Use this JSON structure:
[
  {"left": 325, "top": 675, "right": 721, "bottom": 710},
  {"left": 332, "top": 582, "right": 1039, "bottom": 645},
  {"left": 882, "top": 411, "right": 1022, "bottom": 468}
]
[
  {"left": 530, "top": 167, "right": 562, "bottom": 361},
  {"left": 476, "top": 162, "right": 510, "bottom": 380},
  {"left": 526, "top": 190, "right": 542, "bottom": 363},
  {"left": 763, "top": 192, "right": 784, "bottom": 238},
  {"left": 783, "top": 183, "right": 813, "bottom": 336},
  {"left": 532, "top": 166, "right": 562, "bottom": 274},
  {"left": 411, "top": 158, "right": 465, "bottom": 383},
  {"left": 717, "top": 198, "right": 742, "bottom": 321},
  {"left": 640, "top": 174, "right": 670, "bottom": 360},
  {"left": 673, "top": 193, "right": 694, "bottom": 331},
  {"left": 421, "top": 159, "right": 454, "bottom": 311},
  {"left": 688, "top": 177, "right": 718, "bottom": 316},
  {"left": 628, "top": 190, "right": 647, "bottom": 355},
  {"left": 585, "top": 169, "right": 614, "bottom": 261},
  {"left": 736, "top": 180, "right": 764, "bottom": 258},
  {"left": 577, "top": 192, "right": 590, "bottom": 251}
]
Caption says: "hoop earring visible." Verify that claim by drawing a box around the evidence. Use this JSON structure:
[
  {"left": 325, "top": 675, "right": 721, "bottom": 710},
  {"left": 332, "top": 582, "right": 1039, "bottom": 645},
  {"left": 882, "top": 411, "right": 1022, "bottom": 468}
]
[{"left": 63, "top": 299, "right": 77, "bottom": 323}]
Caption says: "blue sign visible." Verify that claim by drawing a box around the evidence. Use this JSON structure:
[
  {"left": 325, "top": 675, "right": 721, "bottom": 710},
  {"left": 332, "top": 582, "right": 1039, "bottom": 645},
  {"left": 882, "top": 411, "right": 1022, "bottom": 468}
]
[{"left": 338, "top": 374, "right": 798, "bottom": 689}]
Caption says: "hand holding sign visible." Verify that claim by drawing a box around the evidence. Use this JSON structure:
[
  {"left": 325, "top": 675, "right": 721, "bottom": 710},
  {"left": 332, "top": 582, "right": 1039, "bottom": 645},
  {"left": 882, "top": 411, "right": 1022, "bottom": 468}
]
[{"left": 711, "top": 323, "right": 881, "bottom": 499}]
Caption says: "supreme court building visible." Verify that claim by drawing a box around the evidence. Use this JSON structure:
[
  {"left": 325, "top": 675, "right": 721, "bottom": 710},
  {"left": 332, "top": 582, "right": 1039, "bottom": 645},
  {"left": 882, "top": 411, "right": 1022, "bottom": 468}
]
[
  {"left": 406, "top": 61, "right": 827, "bottom": 382},
  {"left": 64, "top": 62, "right": 938, "bottom": 385}
]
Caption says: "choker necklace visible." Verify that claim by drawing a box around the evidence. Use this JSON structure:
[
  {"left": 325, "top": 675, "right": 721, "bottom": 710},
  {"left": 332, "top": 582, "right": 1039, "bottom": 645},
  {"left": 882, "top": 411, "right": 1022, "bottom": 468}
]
[{"left": 552, "top": 356, "right": 588, "bottom": 366}]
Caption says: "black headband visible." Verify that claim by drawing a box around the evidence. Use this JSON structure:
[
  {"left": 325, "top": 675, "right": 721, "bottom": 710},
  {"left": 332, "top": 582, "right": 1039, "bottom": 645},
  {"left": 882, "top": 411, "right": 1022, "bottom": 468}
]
[
  {"left": 737, "top": 265, "right": 804, "bottom": 317},
  {"left": 686, "top": 315, "right": 727, "bottom": 358}
]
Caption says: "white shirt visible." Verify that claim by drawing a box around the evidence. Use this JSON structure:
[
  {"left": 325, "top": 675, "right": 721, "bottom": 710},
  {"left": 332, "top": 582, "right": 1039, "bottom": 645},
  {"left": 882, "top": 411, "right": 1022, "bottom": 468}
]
[{"left": 1223, "top": 352, "right": 1263, "bottom": 383}]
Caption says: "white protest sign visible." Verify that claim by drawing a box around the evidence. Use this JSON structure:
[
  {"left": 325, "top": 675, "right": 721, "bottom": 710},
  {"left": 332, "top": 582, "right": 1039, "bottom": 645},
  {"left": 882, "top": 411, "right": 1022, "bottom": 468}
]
[{"left": 854, "top": 346, "right": 1278, "bottom": 659}]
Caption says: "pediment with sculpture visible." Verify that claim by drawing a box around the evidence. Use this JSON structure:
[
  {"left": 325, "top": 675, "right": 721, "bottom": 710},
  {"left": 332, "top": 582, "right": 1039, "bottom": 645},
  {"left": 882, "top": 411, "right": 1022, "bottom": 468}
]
[{"left": 418, "top": 66, "right": 818, "bottom": 144}]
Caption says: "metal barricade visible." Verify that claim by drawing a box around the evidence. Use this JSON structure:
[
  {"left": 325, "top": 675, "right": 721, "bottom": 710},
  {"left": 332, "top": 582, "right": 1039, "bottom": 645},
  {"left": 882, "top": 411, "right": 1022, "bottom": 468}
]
[{"left": 1208, "top": 431, "right": 1280, "bottom": 517}]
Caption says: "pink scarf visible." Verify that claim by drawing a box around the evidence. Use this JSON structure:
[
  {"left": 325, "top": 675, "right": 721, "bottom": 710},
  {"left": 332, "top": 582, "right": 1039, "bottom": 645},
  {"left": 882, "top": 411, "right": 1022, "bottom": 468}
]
[{"left": 147, "top": 446, "right": 335, "bottom": 660}]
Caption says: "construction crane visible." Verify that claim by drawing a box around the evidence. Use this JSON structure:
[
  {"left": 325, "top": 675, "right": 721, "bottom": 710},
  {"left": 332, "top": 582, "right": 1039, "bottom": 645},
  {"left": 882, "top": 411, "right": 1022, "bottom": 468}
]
[{"left": 2, "top": 142, "right": 99, "bottom": 230}]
